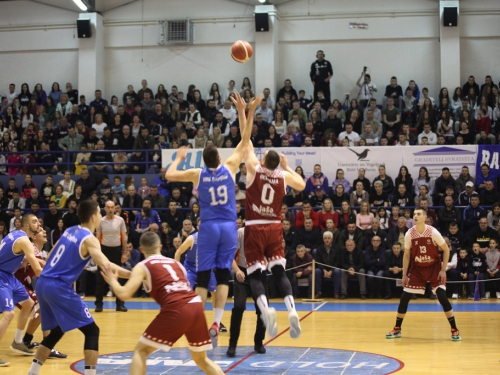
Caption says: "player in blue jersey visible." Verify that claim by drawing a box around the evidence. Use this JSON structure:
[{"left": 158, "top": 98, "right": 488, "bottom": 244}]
[
  {"left": 28, "top": 200, "right": 131, "bottom": 375},
  {"left": 0, "top": 214, "right": 43, "bottom": 366},
  {"left": 166, "top": 92, "right": 262, "bottom": 345}
]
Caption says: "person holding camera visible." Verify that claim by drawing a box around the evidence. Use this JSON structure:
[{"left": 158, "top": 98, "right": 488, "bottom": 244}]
[
  {"left": 356, "top": 69, "right": 377, "bottom": 109},
  {"left": 310, "top": 50, "right": 333, "bottom": 104}
]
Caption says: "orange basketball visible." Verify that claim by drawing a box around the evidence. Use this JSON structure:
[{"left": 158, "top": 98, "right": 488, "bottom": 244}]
[{"left": 231, "top": 40, "right": 253, "bottom": 63}]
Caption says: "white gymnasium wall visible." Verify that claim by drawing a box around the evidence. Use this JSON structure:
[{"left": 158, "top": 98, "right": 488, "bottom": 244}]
[{"left": 0, "top": 0, "right": 499, "bottom": 101}]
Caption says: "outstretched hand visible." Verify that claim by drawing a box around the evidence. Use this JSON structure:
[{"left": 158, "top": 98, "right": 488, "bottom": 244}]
[
  {"left": 175, "top": 147, "right": 188, "bottom": 161},
  {"left": 279, "top": 153, "right": 289, "bottom": 170},
  {"left": 248, "top": 94, "right": 264, "bottom": 112},
  {"left": 229, "top": 92, "right": 247, "bottom": 113},
  {"left": 101, "top": 267, "right": 118, "bottom": 285}
]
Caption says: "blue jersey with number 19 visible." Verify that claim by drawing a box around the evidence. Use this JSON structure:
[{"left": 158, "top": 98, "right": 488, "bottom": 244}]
[
  {"left": 41, "top": 226, "right": 94, "bottom": 284},
  {"left": 198, "top": 165, "right": 236, "bottom": 222}
]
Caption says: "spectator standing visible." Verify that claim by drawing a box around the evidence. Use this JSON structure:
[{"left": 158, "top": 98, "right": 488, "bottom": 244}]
[
  {"left": 340, "top": 239, "right": 366, "bottom": 299},
  {"left": 310, "top": 50, "right": 333, "bottom": 104}
]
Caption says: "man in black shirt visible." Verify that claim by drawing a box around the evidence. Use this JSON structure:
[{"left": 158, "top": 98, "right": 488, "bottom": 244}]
[
  {"left": 201, "top": 100, "right": 218, "bottom": 124},
  {"left": 44, "top": 201, "right": 62, "bottom": 231},
  {"left": 62, "top": 198, "right": 81, "bottom": 229},
  {"left": 322, "top": 107, "right": 343, "bottom": 136},
  {"left": 117, "top": 125, "right": 135, "bottom": 151},
  {"left": 89, "top": 89, "right": 108, "bottom": 114},
  {"left": 117, "top": 105, "right": 131, "bottom": 126},
  {"left": 276, "top": 79, "right": 298, "bottom": 103},
  {"left": 89, "top": 140, "right": 113, "bottom": 174},
  {"left": 65, "top": 82, "right": 79, "bottom": 104},
  {"left": 75, "top": 169, "right": 96, "bottom": 199},
  {"left": 225, "top": 125, "right": 241, "bottom": 147},
  {"left": 383, "top": 76, "right": 403, "bottom": 109},
  {"left": 122, "top": 84, "right": 138, "bottom": 106},
  {"left": 310, "top": 50, "right": 333, "bottom": 104},
  {"left": 164, "top": 201, "right": 184, "bottom": 234},
  {"left": 101, "top": 127, "right": 116, "bottom": 151},
  {"left": 84, "top": 128, "right": 99, "bottom": 150},
  {"left": 78, "top": 95, "right": 90, "bottom": 125}
]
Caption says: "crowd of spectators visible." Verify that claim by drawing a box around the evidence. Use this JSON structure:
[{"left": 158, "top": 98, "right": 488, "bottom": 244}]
[
  {"left": 1, "top": 74, "right": 500, "bottom": 176},
  {"left": 1, "top": 75, "right": 500, "bottom": 301}
]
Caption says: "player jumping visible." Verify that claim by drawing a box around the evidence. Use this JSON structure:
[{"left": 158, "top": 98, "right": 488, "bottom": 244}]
[{"left": 165, "top": 92, "right": 262, "bottom": 347}]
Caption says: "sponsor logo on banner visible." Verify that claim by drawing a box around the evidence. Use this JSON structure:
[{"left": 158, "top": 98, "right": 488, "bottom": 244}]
[{"left": 403, "top": 145, "right": 477, "bottom": 179}]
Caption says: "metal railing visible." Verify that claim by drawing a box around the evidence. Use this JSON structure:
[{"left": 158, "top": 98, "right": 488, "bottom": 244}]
[{"left": 0, "top": 148, "right": 159, "bottom": 174}]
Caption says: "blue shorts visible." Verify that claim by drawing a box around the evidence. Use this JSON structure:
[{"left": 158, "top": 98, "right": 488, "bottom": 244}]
[
  {"left": 36, "top": 276, "right": 94, "bottom": 333},
  {"left": 0, "top": 271, "right": 29, "bottom": 312},
  {"left": 185, "top": 262, "right": 216, "bottom": 292},
  {"left": 197, "top": 220, "right": 237, "bottom": 272}
]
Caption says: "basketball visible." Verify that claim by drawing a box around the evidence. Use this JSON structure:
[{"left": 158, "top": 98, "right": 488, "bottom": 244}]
[{"left": 231, "top": 40, "right": 253, "bottom": 63}]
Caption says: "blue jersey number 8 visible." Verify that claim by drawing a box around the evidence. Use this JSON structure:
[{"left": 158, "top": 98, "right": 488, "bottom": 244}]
[{"left": 50, "top": 245, "right": 66, "bottom": 267}]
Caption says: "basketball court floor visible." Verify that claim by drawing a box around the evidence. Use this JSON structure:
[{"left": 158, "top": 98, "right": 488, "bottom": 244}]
[{"left": 2, "top": 297, "right": 499, "bottom": 374}]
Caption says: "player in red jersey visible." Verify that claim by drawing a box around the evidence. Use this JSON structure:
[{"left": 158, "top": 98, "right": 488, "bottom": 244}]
[
  {"left": 243, "top": 144, "right": 306, "bottom": 339},
  {"left": 102, "top": 232, "right": 223, "bottom": 375},
  {"left": 386, "top": 207, "right": 461, "bottom": 341},
  {"left": 14, "top": 228, "right": 67, "bottom": 358}
]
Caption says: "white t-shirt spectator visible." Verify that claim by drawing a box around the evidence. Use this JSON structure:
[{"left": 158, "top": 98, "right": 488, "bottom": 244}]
[
  {"left": 92, "top": 123, "right": 107, "bottom": 139},
  {"left": 338, "top": 130, "right": 360, "bottom": 146}
]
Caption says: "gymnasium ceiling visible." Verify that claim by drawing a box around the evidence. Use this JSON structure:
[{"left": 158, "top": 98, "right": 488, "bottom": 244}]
[{"left": 0, "top": 0, "right": 296, "bottom": 13}]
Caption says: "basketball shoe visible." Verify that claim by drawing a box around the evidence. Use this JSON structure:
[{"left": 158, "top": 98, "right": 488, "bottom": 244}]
[
  {"left": 451, "top": 329, "right": 461, "bottom": 341},
  {"left": 288, "top": 310, "right": 301, "bottom": 339},
  {"left": 209, "top": 322, "right": 219, "bottom": 348},
  {"left": 386, "top": 327, "right": 402, "bottom": 339},
  {"left": 261, "top": 307, "right": 277, "bottom": 338}
]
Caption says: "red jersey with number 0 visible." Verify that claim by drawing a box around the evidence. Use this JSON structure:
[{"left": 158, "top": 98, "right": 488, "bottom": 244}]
[
  {"left": 245, "top": 164, "right": 286, "bottom": 223},
  {"left": 140, "top": 255, "right": 200, "bottom": 311}
]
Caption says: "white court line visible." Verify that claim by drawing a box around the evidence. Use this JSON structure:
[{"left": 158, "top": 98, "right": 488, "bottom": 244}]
[
  {"left": 280, "top": 347, "right": 311, "bottom": 375},
  {"left": 340, "top": 351, "right": 357, "bottom": 375},
  {"left": 314, "top": 301, "right": 327, "bottom": 311}
]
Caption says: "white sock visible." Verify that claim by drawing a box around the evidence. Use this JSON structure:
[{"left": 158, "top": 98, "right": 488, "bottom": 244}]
[
  {"left": 28, "top": 359, "right": 43, "bottom": 375},
  {"left": 15, "top": 328, "right": 24, "bottom": 344},
  {"left": 213, "top": 308, "right": 223, "bottom": 326},
  {"left": 256, "top": 295, "right": 269, "bottom": 313},
  {"left": 85, "top": 365, "right": 97, "bottom": 375},
  {"left": 284, "top": 295, "right": 296, "bottom": 313}
]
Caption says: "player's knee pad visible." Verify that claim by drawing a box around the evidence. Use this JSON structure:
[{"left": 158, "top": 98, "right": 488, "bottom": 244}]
[
  {"left": 40, "top": 326, "right": 64, "bottom": 350},
  {"left": 196, "top": 270, "right": 212, "bottom": 290},
  {"left": 397, "top": 292, "right": 413, "bottom": 314},
  {"left": 78, "top": 322, "right": 100, "bottom": 351},
  {"left": 215, "top": 268, "right": 231, "bottom": 286},
  {"left": 436, "top": 288, "right": 452, "bottom": 312}
]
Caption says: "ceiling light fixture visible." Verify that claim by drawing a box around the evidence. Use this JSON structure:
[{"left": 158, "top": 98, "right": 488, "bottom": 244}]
[{"left": 73, "top": 0, "right": 88, "bottom": 11}]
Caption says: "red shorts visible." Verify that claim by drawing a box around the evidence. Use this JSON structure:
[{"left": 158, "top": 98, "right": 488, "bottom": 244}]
[
  {"left": 139, "top": 300, "right": 212, "bottom": 352},
  {"left": 405, "top": 262, "right": 445, "bottom": 295},
  {"left": 16, "top": 289, "right": 40, "bottom": 318},
  {"left": 244, "top": 223, "right": 285, "bottom": 275}
]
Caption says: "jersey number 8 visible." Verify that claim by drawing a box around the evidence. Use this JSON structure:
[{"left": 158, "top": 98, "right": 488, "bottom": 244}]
[{"left": 50, "top": 244, "right": 66, "bottom": 267}]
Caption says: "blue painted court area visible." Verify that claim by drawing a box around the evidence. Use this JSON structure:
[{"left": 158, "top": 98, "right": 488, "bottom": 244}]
[
  {"left": 85, "top": 300, "right": 500, "bottom": 313},
  {"left": 71, "top": 346, "right": 403, "bottom": 374}
]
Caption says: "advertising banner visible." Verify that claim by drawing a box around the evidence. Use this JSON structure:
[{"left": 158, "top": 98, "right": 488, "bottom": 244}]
[
  {"left": 401, "top": 145, "right": 477, "bottom": 180},
  {"left": 162, "top": 145, "right": 479, "bottom": 191}
]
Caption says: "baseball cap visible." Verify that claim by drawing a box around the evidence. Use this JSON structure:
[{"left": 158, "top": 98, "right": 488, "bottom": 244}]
[
  {"left": 315, "top": 186, "right": 324, "bottom": 191},
  {"left": 465, "top": 181, "right": 474, "bottom": 188}
]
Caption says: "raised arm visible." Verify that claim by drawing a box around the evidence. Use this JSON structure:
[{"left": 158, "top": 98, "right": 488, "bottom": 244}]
[
  {"left": 224, "top": 93, "right": 263, "bottom": 176},
  {"left": 101, "top": 263, "right": 146, "bottom": 301},
  {"left": 174, "top": 235, "right": 194, "bottom": 262},
  {"left": 165, "top": 146, "right": 201, "bottom": 185},
  {"left": 280, "top": 153, "right": 306, "bottom": 192}
]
